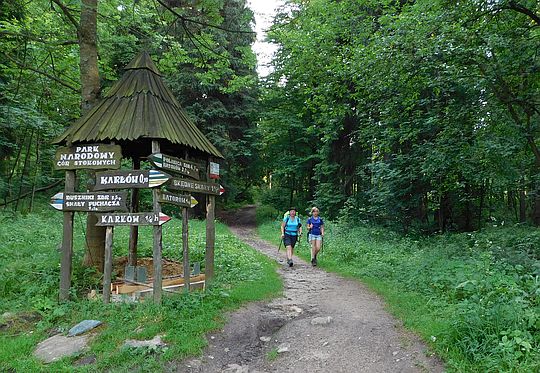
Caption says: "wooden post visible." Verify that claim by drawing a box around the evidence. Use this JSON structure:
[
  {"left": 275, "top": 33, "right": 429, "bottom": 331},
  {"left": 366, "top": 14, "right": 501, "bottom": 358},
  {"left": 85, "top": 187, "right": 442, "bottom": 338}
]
[
  {"left": 103, "top": 226, "right": 114, "bottom": 304},
  {"left": 59, "top": 170, "right": 75, "bottom": 301},
  {"left": 152, "top": 141, "right": 163, "bottom": 303},
  {"left": 128, "top": 157, "right": 140, "bottom": 267},
  {"left": 182, "top": 207, "right": 190, "bottom": 293},
  {"left": 205, "top": 194, "right": 215, "bottom": 283},
  {"left": 205, "top": 159, "right": 216, "bottom": 284}
]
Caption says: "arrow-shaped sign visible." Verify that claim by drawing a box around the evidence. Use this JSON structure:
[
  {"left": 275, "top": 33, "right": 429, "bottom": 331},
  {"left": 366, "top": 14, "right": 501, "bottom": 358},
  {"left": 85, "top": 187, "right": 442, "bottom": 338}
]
[
  {"left": 167, "top": 177, "right": 225, "bottom": 196},
  {"left": 158, "top": 191, "right": 198, "bottom": 208},
  {"left": 148, "top": 153, "right": 200, "bottom": 180},
  {"left": 94, "top": 169, "right": 170, "bottom": 190},
  {"left": 95, "top": 212, "right": 172, "bottom": 226},
  {"left": 50, "top": 192, "right": 129, "bottom": 212}
]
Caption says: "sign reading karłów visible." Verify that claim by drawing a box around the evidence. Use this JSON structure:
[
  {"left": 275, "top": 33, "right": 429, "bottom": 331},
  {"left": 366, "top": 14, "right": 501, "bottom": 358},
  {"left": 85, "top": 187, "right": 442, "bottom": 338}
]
[
  {"left": 94, "top": 169, "right": 170, "bottom": 190},
  {"left": 95, "top": 212, "right": 171, "bottom": 226},
  {"left": 158, "top": 191, "right": 198, "bottom": 208},
  {"left": 50, "top": 191, "right": 128, "bottom": 212},
  {"left": 54, "top": 144, "right": 122, "bottom": 170},
  {"left": 167, "top": 177, "right": 224, "bottom": 196},
  {"left": 148, "top": 153, "right": 199, "bottom": 179}
]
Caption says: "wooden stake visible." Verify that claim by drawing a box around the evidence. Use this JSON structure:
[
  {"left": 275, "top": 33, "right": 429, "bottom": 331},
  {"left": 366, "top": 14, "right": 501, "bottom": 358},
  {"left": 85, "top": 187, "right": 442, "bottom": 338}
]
[
  {"left": 128, "top": 157, "right": 140, "bottom": 267},
  {"left": 59, "top": 170, "right": 75, "bottom": 301},
  {"left": 205, "top": 194, "right": 215, "bottom": 283},
  {"left": 205, "top": 159, "right": 216, "bottom": 284},
  {"left": 103, "top": 226, "right": 114, "bottom": 304},
  {"left": 152, "top": 141, "right": 163, "bottom": 303},
  {"left": 182, "top": 207, "right": 190, "bottom": 293}
]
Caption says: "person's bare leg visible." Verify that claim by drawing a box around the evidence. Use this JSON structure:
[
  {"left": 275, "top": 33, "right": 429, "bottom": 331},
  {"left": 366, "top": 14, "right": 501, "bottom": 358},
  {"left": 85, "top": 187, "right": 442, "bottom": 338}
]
[{"left": 286, "top": 245, "right": 293, "bottom": 260}]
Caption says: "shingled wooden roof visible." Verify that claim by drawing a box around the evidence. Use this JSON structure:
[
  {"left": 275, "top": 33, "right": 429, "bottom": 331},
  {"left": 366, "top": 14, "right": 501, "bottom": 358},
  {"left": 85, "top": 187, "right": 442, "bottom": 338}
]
[{"left": 53, "top": 51, "right": 223, "bottom": 158}]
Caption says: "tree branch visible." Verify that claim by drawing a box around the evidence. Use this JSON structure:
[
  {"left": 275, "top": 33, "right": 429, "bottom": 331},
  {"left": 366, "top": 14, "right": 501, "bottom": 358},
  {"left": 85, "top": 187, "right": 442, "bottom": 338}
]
[
  {"left": 3, "top": 53, "right": 80, "bottom": 92},
  {"left": 51, "top": 0, "right": 80, "bottom": 32},
  {"left": 155, "top": 0, "right": 255, "bottom": 34},
  {"left": 0, "top": 31, "right": 78, "bottom": 45},
  {"left": 505, "top": 1, "right": 540, "bottom": 26},
  {"left": 0, "top": 180, "right": 63, "bottom": 207}
]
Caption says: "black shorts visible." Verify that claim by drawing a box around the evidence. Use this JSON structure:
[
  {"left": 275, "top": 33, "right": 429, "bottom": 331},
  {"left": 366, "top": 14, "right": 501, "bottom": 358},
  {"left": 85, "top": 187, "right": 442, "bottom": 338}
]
[{"left": 283, "top": 234, "right": 298, "bottom": 248}]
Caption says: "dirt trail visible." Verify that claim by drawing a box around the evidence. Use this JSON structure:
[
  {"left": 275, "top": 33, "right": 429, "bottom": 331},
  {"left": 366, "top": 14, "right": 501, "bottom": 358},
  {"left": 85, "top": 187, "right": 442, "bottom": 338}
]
[{"left": 173, "top": 207, "right": 444, "bottom": 373}]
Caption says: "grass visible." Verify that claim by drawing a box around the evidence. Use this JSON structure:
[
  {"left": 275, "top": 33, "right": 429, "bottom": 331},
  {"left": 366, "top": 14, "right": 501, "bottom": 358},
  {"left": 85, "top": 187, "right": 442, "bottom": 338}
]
[
  {"left": 0, "top": 207, "right": 282, "bottom": 372},
  {"left": 258, "top": 217, "right": 540, "bottom": 372},
  {"left": 266, "top": 347, "right": 279, "bottom": 361}
]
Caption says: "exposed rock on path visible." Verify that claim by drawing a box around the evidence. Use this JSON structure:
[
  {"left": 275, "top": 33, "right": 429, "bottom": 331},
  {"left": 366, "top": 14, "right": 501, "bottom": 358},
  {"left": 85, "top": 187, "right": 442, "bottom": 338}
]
[{"left": 173, "top": 206, "right": 444, "bottom": 373}]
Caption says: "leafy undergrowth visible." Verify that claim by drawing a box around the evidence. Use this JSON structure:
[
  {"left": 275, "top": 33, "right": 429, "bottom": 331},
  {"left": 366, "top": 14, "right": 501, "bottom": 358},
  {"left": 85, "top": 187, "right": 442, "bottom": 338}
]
[
  {"left": 259, "top": 219, "right": 540, "bottom": 372},
  {"left": 0, "top": 209, "right": 281, "bottom": 372}
]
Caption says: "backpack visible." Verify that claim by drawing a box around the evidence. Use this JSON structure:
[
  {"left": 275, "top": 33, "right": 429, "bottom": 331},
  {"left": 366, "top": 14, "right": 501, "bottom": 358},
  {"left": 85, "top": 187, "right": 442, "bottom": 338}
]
[{"left": 283, "top": 213, "right": 301, "bottom": 235}]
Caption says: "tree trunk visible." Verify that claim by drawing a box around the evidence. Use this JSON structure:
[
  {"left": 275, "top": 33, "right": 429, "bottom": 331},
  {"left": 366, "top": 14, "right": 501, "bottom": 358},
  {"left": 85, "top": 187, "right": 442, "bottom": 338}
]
[
  {"left": 79, "top": 0, "right": 105, "bottom": 270},
  {"left": 519, "top": 188, "right": 527, "bottom": 223},
  {"left": 79, "top": 0, "right": 100, "bottom": 113}
]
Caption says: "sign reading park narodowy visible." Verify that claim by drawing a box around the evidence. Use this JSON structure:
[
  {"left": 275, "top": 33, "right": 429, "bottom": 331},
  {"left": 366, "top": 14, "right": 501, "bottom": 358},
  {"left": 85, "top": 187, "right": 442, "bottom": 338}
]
[
  {"left": 167, "top": 177, "right": 225, "bottom": 196},
  {"left": 50, "top": 192, "right": 128, "bottom": 212},
  {"left": 54, "top": 144, "right": 122, "bottom": 170},
  {"left": 94, "top": 169, "right": 170, "bottom": 190},
  {"left": 148, "top": 153, "right": 200, "bottom": 180},
  {"left": 158, "top": 191, "right": 198, "bottom": 208},
  {"left": 95, "top": 212, "right": 171, "bottom": 226}
]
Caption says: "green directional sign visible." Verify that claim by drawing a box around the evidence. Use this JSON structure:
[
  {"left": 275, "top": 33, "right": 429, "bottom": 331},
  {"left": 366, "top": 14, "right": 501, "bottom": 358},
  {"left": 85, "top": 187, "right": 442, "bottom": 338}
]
[
  {"left": 94, "top": 169, "right": 170, "bottom": 190},
  {"left": 147, "top": 153, "right": 200, "bottom": 180},
  {"left": 167, "top": 177, "right": 224, "bottom": 196},
  {"left": 50, "top": 191, "right": 128, "bottom": 212},
  {"left": 158, "top": 191, "right": 198, "bottom": 208}
]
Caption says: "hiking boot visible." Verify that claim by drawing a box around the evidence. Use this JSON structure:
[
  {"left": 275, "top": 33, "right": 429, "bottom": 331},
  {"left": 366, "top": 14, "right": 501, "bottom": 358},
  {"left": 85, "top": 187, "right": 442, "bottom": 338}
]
[
  {"left": 312, "top": 257, "right": 317, "bottom": 266},
  {"left": 287, "top": 259, "right": 293, "bottom": 267}
]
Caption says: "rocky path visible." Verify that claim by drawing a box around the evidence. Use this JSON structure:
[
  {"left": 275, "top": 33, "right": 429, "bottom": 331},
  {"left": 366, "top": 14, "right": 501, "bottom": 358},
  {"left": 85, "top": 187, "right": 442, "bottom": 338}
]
[{"left": 174, "top": 207, "right": 444, "bottom": 373}]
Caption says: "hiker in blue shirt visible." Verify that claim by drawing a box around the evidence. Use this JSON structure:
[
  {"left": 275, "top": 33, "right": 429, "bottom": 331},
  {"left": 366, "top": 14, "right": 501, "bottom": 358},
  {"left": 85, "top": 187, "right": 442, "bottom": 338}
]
[
  {"left": 281, "top": 207, "right": 302, "bottom": 267},
  {"left": 307, "top": 206, "right": 324, "bottom": 266}
]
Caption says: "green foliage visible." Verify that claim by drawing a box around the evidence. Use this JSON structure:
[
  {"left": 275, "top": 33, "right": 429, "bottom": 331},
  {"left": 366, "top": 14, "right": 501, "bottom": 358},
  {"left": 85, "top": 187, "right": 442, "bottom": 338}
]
[
  {"left": 0, "top": 0, "right": 260, "bottom": 213},
  {"left": 259, "top": 217, "right": 540, "bottom": 372},
  {"left": 0, "top": 208, "right": 281, "bottom": 371},
  {"left": 258, "top": 0, "right": 540, "bottom": 229}
]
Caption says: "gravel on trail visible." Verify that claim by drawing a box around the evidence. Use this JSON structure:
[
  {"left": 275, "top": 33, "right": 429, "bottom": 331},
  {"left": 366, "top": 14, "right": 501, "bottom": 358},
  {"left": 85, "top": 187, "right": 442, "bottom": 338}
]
[{"left": 172, "top": 207, "right": 444, "bottom": 373}]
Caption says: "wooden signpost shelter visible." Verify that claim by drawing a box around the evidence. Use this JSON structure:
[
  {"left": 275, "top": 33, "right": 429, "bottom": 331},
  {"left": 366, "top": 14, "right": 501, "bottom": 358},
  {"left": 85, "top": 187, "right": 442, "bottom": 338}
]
[{"left": 52, "top": 51, "right": 223, "bottom": 303}]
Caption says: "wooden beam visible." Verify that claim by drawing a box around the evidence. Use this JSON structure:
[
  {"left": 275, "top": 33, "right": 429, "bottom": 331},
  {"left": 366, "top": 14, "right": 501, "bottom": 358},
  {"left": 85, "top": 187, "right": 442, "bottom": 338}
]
[
  {"left": 182, "top": 207, "right": 190, "bottom": 293},
  {"left": 103, "top": 226, "right": 114, "bottom": 303},
  {"left": 151, "top": 141, "right": 163, "bottom": 303},
  {"left": 59, "top": 170, "right": 75, "bottom": 301},
  {"left": 205, "top": 194, "right": 215, "bottom": 283},
  {"left": 205, "top": 159, "right": 216, "bottom": 284},
  {"left": 128, "top": 157, "right": 140, "bottom": 267}
]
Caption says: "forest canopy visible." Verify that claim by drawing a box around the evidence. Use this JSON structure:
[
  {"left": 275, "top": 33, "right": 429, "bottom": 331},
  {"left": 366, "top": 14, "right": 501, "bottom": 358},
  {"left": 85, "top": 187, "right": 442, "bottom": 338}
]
[{"left": 258, "top": 0, "right": 539, "bottom": 232}]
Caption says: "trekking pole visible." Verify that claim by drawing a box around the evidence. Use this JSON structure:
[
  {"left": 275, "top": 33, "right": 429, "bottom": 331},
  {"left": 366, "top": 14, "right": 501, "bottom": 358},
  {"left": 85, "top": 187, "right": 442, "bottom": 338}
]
[
  {"left": 321, "top": 236, "right": 324, "bottom": 254},
  {"left": 278, "top": 236, "right": 283, "bottom": 252}
]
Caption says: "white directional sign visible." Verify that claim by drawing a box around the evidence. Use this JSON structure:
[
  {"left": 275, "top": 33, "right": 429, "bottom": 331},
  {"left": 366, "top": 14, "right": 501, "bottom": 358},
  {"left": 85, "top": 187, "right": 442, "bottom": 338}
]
[
  {"left": 158, "top": 191, "right": 198, "bottom": 208},
  {"left": 167, "top": 177, "right": 224, "bottom": 196},
  {"left": 95, "top": 212, "right": 172, "bottom": 226},
  {"left": 94, "top": 169, "right": 170, "bottom": 190},
  {"left": 148, "top": 153, "right": 200, "bottom": 180},
  {"left": 50, "top": 192, "right": 128, "bottom": 212}
]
